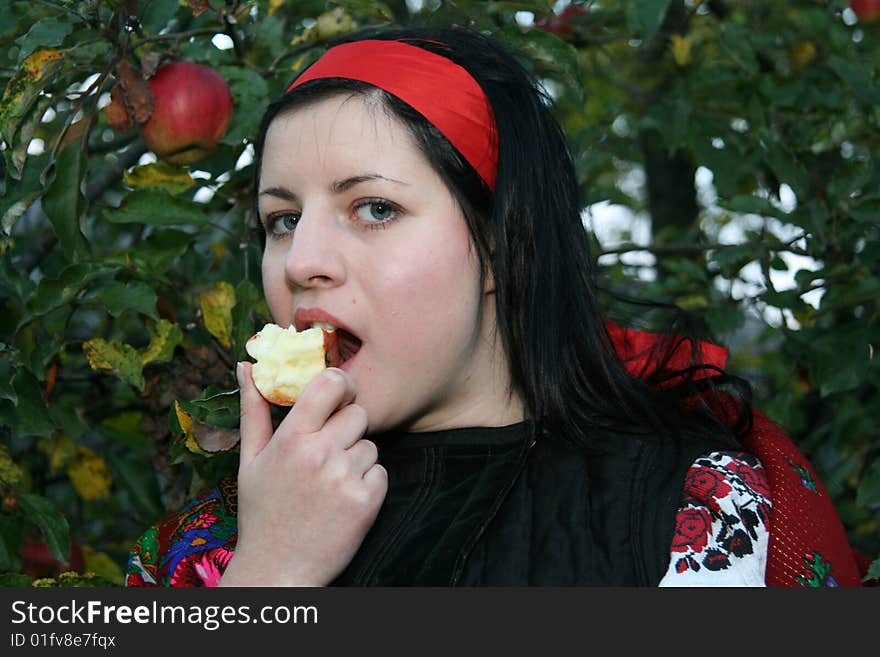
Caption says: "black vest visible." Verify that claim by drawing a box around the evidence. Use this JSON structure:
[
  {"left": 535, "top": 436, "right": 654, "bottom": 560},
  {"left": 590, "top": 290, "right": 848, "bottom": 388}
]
[{"left": 331, "top": 422, "right": 728, "bottom": 586}]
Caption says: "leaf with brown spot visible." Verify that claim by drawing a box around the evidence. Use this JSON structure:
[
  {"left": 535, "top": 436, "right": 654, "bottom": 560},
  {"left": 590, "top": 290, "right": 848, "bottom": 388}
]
[
  {"left": 139, "top": 51, "right": 162, "bottom": 79},
  {"left": 174, "top": 400, "right": 239, "bottom": 456},
  {"left": 200, "top": 282, "right": 236, "bottom": 349},
  {"left": 103, "top": 84, "right": 132, "bottom": 132},
  {"left": 115, "top": 59, "right": 154, "bottom": 125},
  {"left": 187, "top": 0, "right": 212, "bottom": 17}
]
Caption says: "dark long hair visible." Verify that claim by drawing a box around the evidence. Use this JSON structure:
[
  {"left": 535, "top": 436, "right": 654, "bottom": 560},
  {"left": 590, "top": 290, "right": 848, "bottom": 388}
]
[{"left": 253, "top": 26, "right": 749, "bottom": 448}]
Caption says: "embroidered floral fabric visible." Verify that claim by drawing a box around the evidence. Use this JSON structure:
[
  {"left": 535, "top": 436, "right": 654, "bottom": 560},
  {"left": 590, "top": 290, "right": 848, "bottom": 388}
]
[
  {"left": 126, "top": 451, "right": 772, "bottom": 587},
  {"left": 658, "top": 450, "right": 772, "bottom": 586}
]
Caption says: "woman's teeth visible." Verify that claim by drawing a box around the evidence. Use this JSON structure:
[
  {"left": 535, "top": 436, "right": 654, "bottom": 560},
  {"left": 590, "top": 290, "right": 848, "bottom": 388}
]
[{"left": 310, "top": 322, "right": 336, "bottom": 332}]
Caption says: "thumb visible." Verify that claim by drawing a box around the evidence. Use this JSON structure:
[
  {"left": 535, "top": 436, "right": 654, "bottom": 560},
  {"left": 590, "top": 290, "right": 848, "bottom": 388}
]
[{"left": 237, "top": 361, "right": 273, "bottom": 464}]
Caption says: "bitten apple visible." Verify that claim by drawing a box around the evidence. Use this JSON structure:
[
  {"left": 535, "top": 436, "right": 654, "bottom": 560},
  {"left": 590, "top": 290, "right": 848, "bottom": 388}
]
[
  {"left": 246, "top": 324, "right": 341, "bottom": 406},
  {"left": 139, "top": 62, "right": 233, "bottom": 165}
]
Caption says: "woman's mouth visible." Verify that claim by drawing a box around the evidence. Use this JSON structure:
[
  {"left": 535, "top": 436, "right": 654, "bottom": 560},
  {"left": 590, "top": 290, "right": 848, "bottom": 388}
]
[{"left": 311, "top": 322, "right": 362, "bottom": 367}]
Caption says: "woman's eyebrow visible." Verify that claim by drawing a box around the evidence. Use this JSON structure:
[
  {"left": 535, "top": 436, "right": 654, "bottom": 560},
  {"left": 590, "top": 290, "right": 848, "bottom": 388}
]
[
  {"left": 330, "top": 173, "right": 409, "bottom": 193},
  {"left": 259, "top": 186, "right": 297, "bottom": 201},
  {"left": 259, "top": 174, "right": 409, "bottom": 201}
]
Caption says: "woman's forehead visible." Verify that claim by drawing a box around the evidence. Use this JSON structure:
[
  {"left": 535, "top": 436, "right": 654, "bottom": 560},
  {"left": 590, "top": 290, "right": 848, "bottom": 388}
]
[{"left": 260, "top": 95, "right": 423, "bottom": 180}]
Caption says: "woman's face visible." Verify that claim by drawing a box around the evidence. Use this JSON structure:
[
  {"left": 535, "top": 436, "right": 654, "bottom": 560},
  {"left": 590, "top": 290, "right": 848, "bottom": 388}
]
[{"left": 258, "top": 94, "right": 520, "bottom": 433}]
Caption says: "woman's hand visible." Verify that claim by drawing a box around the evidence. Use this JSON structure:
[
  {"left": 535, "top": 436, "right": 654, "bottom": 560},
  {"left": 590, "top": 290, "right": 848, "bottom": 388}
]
[{"left": 218, "top": 362, "right": 387, "bottom": 586}]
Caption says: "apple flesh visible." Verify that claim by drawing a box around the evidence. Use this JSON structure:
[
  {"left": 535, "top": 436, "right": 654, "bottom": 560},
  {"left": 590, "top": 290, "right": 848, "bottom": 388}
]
[{"left": 139, "top": 62, "right": 233, "bottom": 166}]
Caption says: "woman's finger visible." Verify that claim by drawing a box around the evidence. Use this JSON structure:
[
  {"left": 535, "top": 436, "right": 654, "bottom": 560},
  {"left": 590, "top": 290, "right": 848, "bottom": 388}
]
[
  {"left": 320, "top": 402, "right": 369, "bottom": 450},
  {"left": 282, "top": 368, "right": 356, "bottom": 436},
  {"left": 237, "top": 361, "right": 274, "bottom": 463}
]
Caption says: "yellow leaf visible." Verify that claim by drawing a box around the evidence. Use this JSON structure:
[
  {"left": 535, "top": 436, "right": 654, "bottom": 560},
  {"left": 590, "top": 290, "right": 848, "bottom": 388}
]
[
  {"left": 675, "top": 294, "right": 709, "bottom": 310},
  {"left": 315, "top": 8, "right": 357, "bottom": 40},
  {"left": 289, "top": 8, "right": 357, "bottom": 46},
  {"left": 0, "top": 444, "right": 25, "bottom": 487},
  {"left": 199, "top": 281, "right": 236, "bottom": 348},
  {"left": 139, "top": 319, "right": 183, "bottom": 365},
  {"left": 123, "top": 162, "right": 196, "bottom": 194},
  {"left": 36, "top": 433, "right": 77, "bottom": 475},
  {"left": 81, "top": 546, "right": 124, "bottom": 585},
  {"left": 174, "top": 401, "right": 239, "bottom": 457},
  {"left": 175, "top": 401, "right": 208, "bottom": 456},
  {"left": 0, "top": 49, "right": 64, "bottom": 165},
  {"left": 791, "top": 41, "right": 817, "bottom": 69},
  {"left": 671, "top": 35, "right": 692, "bottom": 67},
  {"left": 67, "top": 446, "right": 112, "bottom": 501},
  {"left": 20, "top": 49, "right": 64, "bottom": 80},
  {"left": 83, "top": 338, "right": 145, "bottom": 389}
]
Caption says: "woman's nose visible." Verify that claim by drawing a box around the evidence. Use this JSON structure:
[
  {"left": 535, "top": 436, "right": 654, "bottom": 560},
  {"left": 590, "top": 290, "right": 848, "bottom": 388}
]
[{"left": 284, "top": 208, "right": 346, "bottom": 288}]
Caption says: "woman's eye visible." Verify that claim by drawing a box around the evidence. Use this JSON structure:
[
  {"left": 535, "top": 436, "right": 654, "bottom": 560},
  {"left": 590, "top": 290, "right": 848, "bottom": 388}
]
[
  {"left": 354, "top": 200, "right": 398, "bottom": 224},
  {"left": 268, "top": 212, "right": 300, "bottom": 235}
]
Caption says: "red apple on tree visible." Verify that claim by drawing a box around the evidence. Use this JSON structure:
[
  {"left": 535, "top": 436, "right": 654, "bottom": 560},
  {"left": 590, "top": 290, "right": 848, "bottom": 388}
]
[
  {"left": 138, "top": 61, "right": 233, "bottom": 166},
  {"left": 535, "top": 4, "right": 590, "bottom": 38},
  {"left": 851, "top": 0, "right": 880, "bottom": 22}
]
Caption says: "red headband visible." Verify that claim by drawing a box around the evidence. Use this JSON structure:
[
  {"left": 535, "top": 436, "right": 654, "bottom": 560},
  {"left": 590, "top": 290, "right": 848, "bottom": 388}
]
[{"left": 287, "top": 40, "right": 497, "bottom": 190}]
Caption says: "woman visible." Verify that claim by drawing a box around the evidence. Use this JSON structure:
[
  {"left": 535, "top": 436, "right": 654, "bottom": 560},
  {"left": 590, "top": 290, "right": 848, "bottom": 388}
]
[{"left": 126, "top": 26, "right": 775, "bottom": 587}]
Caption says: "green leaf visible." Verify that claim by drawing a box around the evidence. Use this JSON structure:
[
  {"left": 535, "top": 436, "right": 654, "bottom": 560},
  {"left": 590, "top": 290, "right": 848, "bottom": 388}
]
[
  {"left": 0, "top": 513, "right": 24, "bottom": 572},
  {"left": 625, "top": 0, "right": 671, "bottom": 42},
  {"left": 719, "top": 22, "right": 758, "bottom": 76},
  {"left": 764, "top": 143, "right": 810, "bottom": 201},
  {"left": 724, "top": 195, "right": 785, "bottom": 219},
  {"left": 85, "top": 281, "right": 158, "bottom": 319},
  {"left": 0, "top": 573, "right": 32, "bottom": 587},
  {"left": 12, "top": 367, "right": 53, "bottom": 437},
  {"left": 132, "top": 229, "right": 194, "bottom": 272},
  {"left": 497, "top": 26, "right": 582, "bottom": 91},
  {"left": 106, "top": 453, "right": 164, "bottom": 522},
  {"left": 102, "top": 188, "right": 210, "bottom": 226},
  {"left": 0, "top": 348, "right": 16, "bottom": 403},
  {"left": 123, "top": 162, "right": 196, "bottom": 194},
  {"left": 14, "top": 16, "right": 73, "bottom": 66},
  {"left": 217, "top": 66, "right": 270, "bottom": 146},
  {"left": 848, "top": 198, "right": 880, "bottom": 224},
  {"left": 829, "top": 55, "right": 880, "bottom": 105},
  {"left": 232, "top": 279, "right": 261, "bottom": 361},
  {"left": 83, "top": 338, "right": 145, "bottom": 390},
  {"left": 100, "top": 411, "right": 151, "bottom": 450},
  {"left": 42, "top": 138, "right": 90, "bottom": 262},
  {"left": 761, "top": 288, "right": 806, "bottom": 312},
  {"left": 17, "top": 493, "right": 70, "bottom": 565},
  {"left": 0, "top": 49, "right": 65, "bottom": 174},
  {"left": 856, "top": 458, "right": 880, "bottom": 509},
  {"left": 181, "top": 387, "right": 240, "bottom": 429},
  {"left": 26, "top": 263, "right": 116, "bottom": 319},
  {"left": 49, "top": 399, "right": 88, "bottom": 441},
  {"left": 810, "top": 334, "right": 870, "bottom": 397},
  {"left": 0, "top": 151, "right": 47, "bottom": 239}
]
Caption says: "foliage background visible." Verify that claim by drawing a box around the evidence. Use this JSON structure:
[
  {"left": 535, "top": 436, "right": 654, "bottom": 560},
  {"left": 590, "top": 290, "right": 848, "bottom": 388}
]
[{"left": 0, "top": 0, "right": 877, "bottom": 585}]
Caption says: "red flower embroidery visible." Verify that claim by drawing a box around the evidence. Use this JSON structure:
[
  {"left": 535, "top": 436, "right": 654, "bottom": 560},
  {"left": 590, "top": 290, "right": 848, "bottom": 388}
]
[
  {"left": 728, "top": 460, "right": 772, "bottom": 498},
  {"left": 170, "top": 548, "right": 233, "bottom": 587},
  {"left": 685, "top": 464, "right": 733, "bottom": 503},
  {"left": 670, "top": 507, "right": 712, "bottom": 553}
]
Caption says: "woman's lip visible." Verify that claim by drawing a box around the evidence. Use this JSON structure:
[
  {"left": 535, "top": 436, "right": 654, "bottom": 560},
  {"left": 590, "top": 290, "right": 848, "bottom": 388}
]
[{"left": 293, "top": 307, "right": 356, "bottom": 337}]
